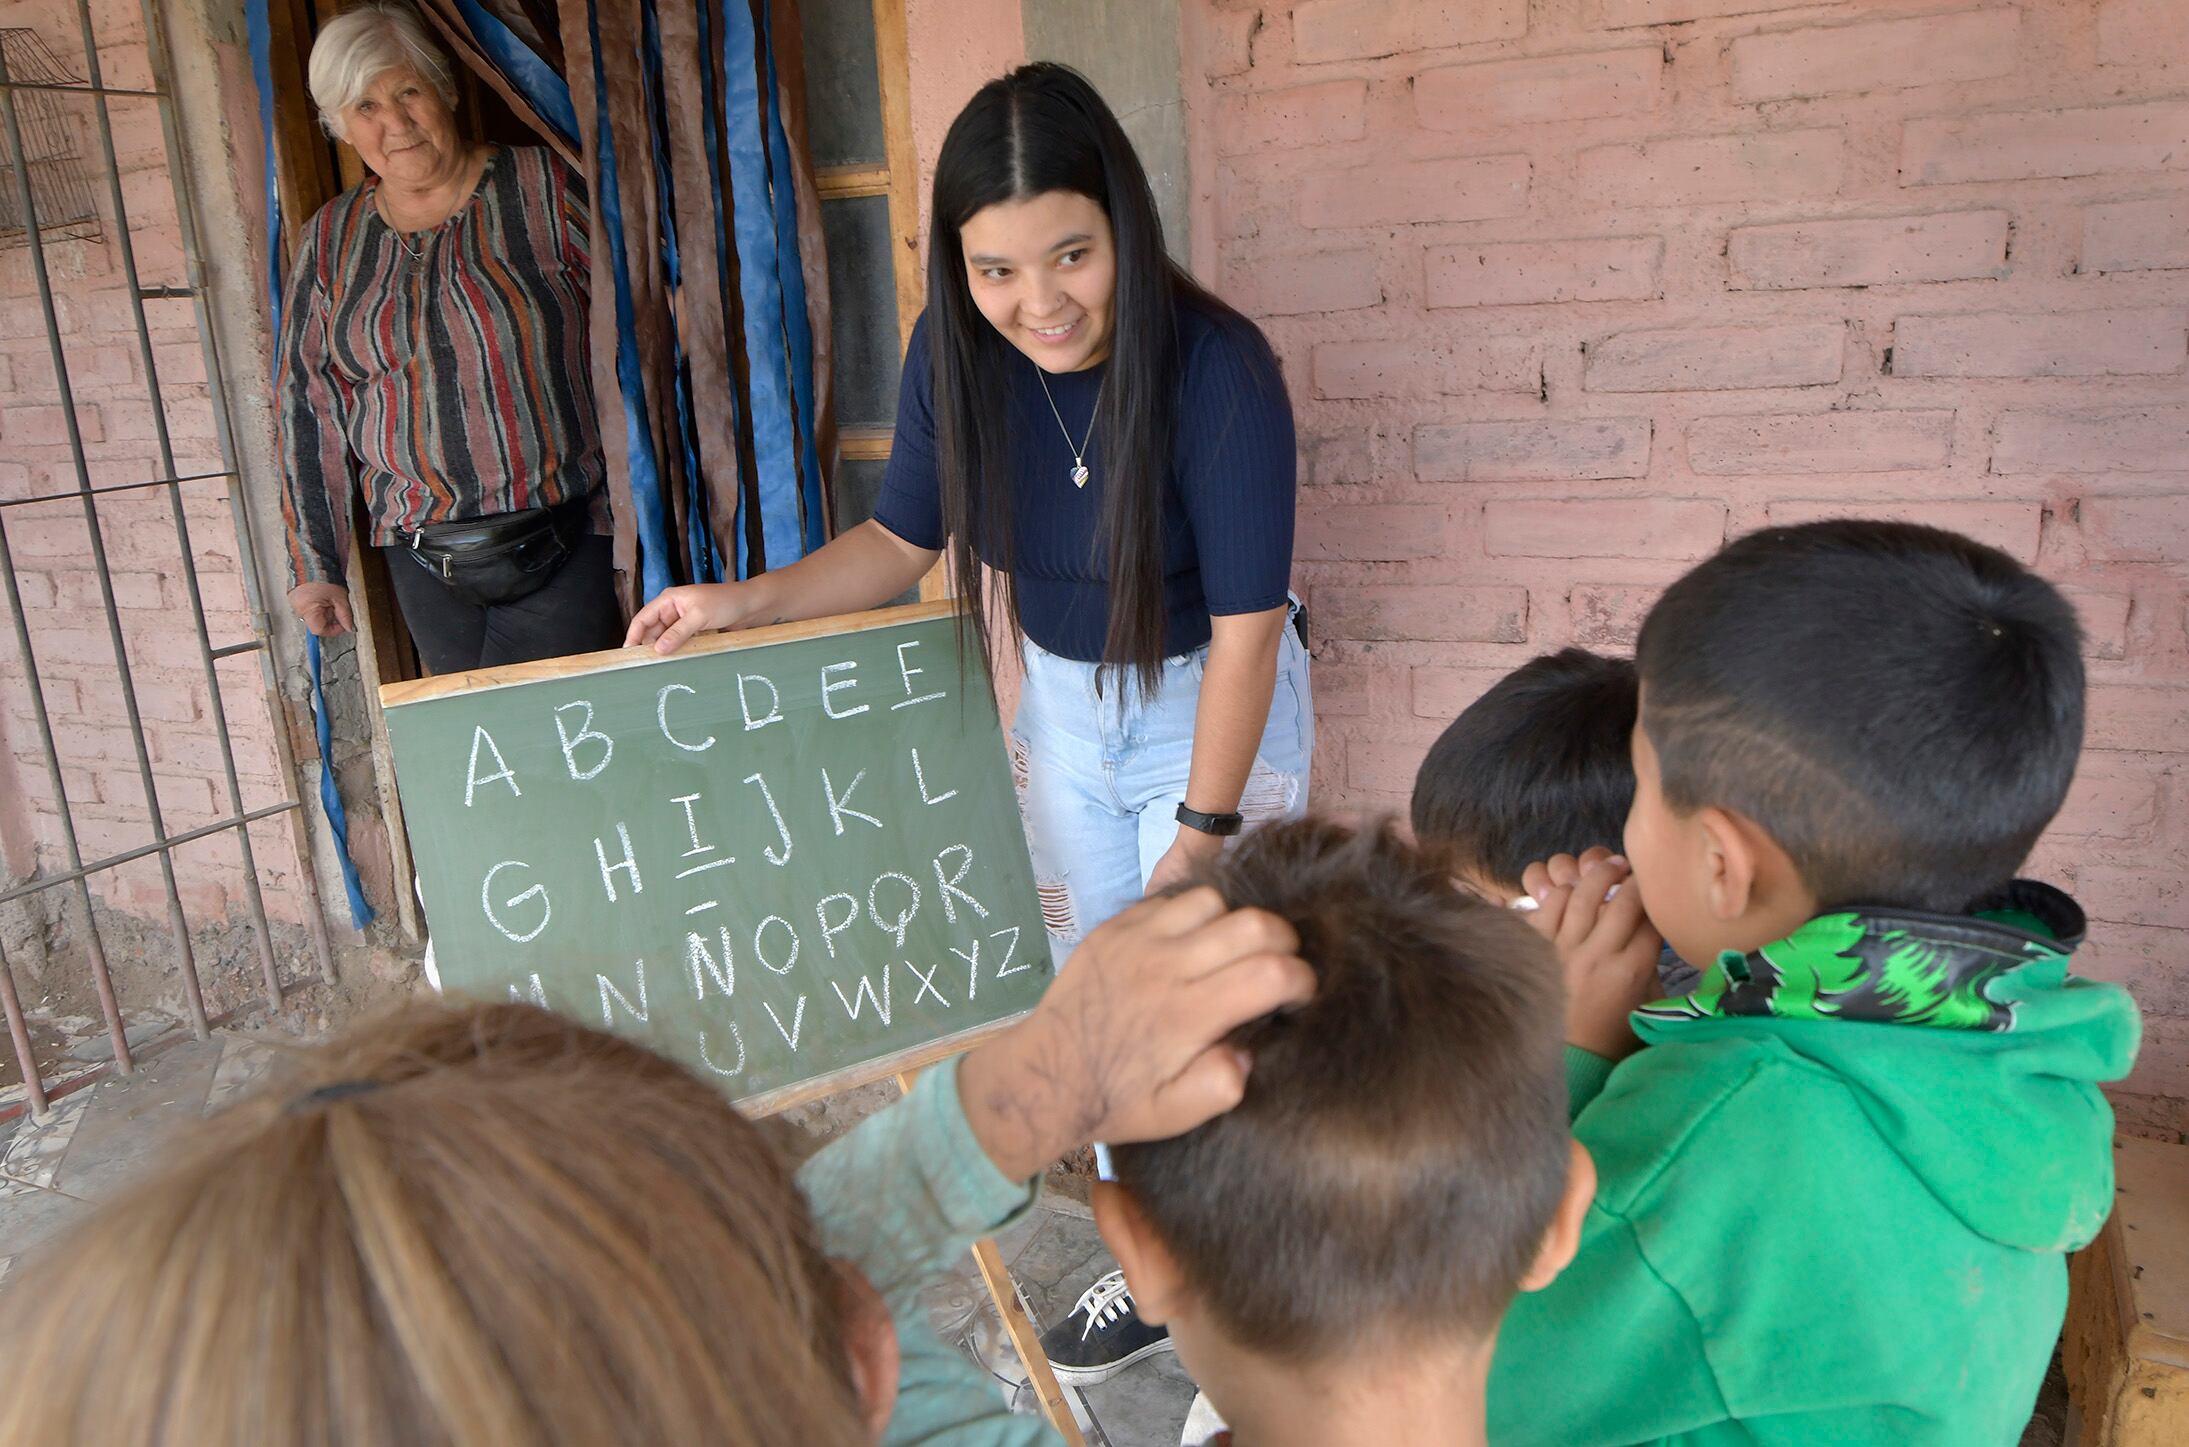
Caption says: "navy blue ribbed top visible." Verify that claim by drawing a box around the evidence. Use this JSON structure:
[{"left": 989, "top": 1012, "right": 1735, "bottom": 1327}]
[{"left": 873, "top": 300, "right": 1297, "bottom": 662}]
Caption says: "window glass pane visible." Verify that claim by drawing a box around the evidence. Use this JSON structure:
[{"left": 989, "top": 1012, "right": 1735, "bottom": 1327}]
[
  {"left": 825, "top": 194, "right": 903, "bottom": 428},
  {"left": 799, "top": 0, "right": 887, "bottom": 167},
  {"left": 833, "top": 456, "right": 888, "bottom": 530},
  {"left": 831, "top": 458, "right": 917, "bottom": 602}
]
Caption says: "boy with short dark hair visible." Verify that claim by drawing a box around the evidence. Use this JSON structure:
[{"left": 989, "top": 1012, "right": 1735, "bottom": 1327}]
[
  {"left": 1411, "top": 648, "right": 1638, "bottom": 904},
  {"left": 1410, "top": 649, "right": 1700, "bottom": 1001},
  {"left": 1096, "top": 818, "right": 1595, "bottom": 1447},
  {"left": 1487, "top": 520, "right": 2142, "bottom": 1445}
]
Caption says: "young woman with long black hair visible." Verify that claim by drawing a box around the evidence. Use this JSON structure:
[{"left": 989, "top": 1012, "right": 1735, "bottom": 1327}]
[
  {"left": 632, "top": 62, "right": 1308, "bottom": 928},
  {"left": 627, "top": 66, "right": 1310, "bottom": 1380}
]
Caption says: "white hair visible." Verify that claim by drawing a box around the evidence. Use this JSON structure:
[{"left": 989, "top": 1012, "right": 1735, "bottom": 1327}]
[{"left": 308, "top": 3, "right": 457, "bottom": 140}]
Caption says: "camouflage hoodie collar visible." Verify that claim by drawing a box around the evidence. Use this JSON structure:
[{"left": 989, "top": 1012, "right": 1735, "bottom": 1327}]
[{"left": 1639, "top": 880, "right": 2085, "bottom": 1033}]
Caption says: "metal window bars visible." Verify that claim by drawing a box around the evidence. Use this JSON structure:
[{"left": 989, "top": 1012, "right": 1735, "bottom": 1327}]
[
  {"left": 0, "top": 29, "right": 100, "bottom": 249},
  {"left": 0, "top": 0, "right": 334, "bottom": 1122}
]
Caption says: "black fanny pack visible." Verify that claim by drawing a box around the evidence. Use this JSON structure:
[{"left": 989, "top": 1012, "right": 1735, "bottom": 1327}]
[{"left": 400, "top": 497, "right": 592, "bottom": 608}]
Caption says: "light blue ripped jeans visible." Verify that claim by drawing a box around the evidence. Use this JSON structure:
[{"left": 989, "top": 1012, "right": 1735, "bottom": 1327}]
[{"left": 1010, "top": 605, "right": 1315, "bottom": 973}]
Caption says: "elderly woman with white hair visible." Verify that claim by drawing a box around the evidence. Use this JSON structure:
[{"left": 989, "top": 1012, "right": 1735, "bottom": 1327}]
[{"left": 277, "top": 2, "right": 620, "bottom": 672}]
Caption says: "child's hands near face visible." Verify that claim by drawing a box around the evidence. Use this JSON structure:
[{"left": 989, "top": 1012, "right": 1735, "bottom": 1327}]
[
  {"left": 958, "top": 888, "right": 1315, "bottom": 1180},
  {"left": 1520, "top": 849, "right": 1664, "bottom": 1062}
]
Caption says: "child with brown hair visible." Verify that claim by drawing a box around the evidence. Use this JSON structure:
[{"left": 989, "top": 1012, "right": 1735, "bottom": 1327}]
[
  {"left": 0, "top": 889, "right": 1311, "bottom": 1447},
  {"left": 1099, "top": 817, "right": 1596, "bottom": 1447}
]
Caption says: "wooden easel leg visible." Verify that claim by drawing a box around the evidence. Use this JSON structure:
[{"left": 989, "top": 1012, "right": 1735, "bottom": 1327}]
[
  {"left": 892, "top": 1069, "right": 1086, "bottom": 1443},
  {"left": 972, "top": 1234, "right": 1087, "bottom": 1445}
]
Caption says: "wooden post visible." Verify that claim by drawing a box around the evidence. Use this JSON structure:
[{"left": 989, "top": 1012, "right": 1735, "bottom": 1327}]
[
  {"left": 897, "top": 1069, "right": 1088, "bottom": 1446},
  {"left": 2064, "top": 1135, "right": 2189, "bottom": 1444}
]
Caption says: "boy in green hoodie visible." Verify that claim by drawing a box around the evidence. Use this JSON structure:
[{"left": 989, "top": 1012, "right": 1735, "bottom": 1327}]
[{"left": 1485, "top": 519, "right": 2142, "bottom": 1446}]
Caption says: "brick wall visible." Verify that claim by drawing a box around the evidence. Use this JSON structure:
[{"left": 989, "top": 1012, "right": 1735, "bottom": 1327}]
[
  {"left": 1182, "top": 0, "right": 2189, "bottom": 1128},
  {"left": 0, "top": 1, "right": 312, "bottom": 963}
]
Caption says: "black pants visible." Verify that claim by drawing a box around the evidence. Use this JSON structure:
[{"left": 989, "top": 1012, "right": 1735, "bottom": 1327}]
[{"left": 381, "top": 533, "right": 625, "bottom": 675}]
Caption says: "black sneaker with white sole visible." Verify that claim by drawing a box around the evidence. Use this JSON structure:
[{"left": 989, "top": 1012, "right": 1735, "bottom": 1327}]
[{"left": 1039, "top": 1268, "right": 1173, "bottom": 1386}]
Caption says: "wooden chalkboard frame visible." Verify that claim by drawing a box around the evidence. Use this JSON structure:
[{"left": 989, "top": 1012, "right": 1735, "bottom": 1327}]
[
  {"left": 377, "top": 599, "right": 1041, "bottom": 1118},
  {"left": 383, "top": 598, "right": 954, "bottom": 707}
]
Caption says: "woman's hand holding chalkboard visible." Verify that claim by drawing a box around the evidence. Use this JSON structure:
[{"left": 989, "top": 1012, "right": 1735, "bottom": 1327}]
[
  {"left": 956, "top": 888, "right": 1314, "bottom": 1182},
  {"left": 625, "top": 581, "right": 762, "bottom": 654},
  {"left": 626, "top": 522, "right": 943, "bottom": 654}
]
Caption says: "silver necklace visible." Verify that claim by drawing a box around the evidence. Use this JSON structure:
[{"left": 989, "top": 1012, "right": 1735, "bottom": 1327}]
[
  {"left": 379, "top": 194, "right": 429, "bottom": 263},
  {"left": 1034, "top": 365, "right": 1103, "bottom": 489}
]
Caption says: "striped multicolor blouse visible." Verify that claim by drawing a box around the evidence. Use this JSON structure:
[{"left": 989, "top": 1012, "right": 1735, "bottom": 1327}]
[{"left": 276, "top": 146, "right": 604, "bottom": 586}]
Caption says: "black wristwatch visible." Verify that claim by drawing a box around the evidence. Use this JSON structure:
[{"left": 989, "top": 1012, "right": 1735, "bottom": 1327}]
[{"left": 1175, "top": 803, "right": 1244, "bottom": 837}]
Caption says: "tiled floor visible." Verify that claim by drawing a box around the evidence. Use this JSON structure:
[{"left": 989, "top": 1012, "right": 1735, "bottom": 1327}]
[
  {"left": 931, "top": 1191, "right": 1199, "bottom": 1444},
  {"left": 0, "top": 1031, "right": 276, "bottom": 1284}
]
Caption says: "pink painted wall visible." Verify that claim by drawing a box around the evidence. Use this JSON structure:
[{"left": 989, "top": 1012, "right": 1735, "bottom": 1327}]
[
  {"left": 906, "top": 0, "right": 1027, "bottom": 239},
  {"left": 1180, "top": 0, "right": 2189, "bottom": 1131}
]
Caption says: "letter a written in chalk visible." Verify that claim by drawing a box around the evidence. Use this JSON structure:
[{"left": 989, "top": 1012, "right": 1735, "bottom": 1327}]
[{"left": 466, "top": 726, "right": 520, "bottom": 807}]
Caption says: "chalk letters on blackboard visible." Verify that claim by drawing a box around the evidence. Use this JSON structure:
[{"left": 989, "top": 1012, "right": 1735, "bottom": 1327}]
[
  {"left": 385, "top": 610, "right": 1050, "bottom": 1106},
  {"left": 764, "top": 994, "right": 807, "bottom": 1050},
  {"left": 670, "top": 793, "right": 732, "bottom": 865},
  {"left": 743, "top": 772, "right": 794, "bottom": 866},
  {"left": 892, "top": 640, "right": 946, "bottom": 710},
  {"left": 465, "top": 725, "right": 521, "bottom": 806},
  {"left": 554, "top": 700, "right": 614, "bottom": 781},
  {"left": 868, "top": 872, "right": 921, "bottom": 949},
  {"left": 687, "top": 927, "right": 735, "bottom": 1001},
  {"left": 697, "top": 1021, "right": 745, "bottom": 1077},
  {"left": 931, "top": 844, "right": 991, "bottom": 923},
  {"left": 816, "top": 891, "right": 859, "bottom": 957},
  {"left": 831, "top": 961, "right": 893, "bottom": 1026},
  {"left": 911, "top": 747, "right": 959, "bottom": 806},
  {"left": 755, "top": 915, "right": 801, "bottom": 975},
  {"left": 657, "top": 682, "right": 717, "bottom": 753},
  {"left": 993, "top": 924, "right": 1029, "bottom": 978},
  {"left": 904, "top": 956, "right": 949, "bottom": 1008},
  {"left": 737, "top": 673, "right": 783, "bottom": 730},
  {"left": 481, "top": 860, "right": 551, "bottom": 942},
  {"left": 824, "top": 767, "right": 884, "bottom": 836},
  {"left": 950, "top": 936, "right": 983, "bottom": 999},
  {"left": 598, "top": 959, "right": 649, "bottom": 1027},
  {"left": 950, "top": 925, "right": 1029, "bottom": 1002},
  {"left": 595, "top": 822, "right": 644, "bottom": 902},
  {"left": 820, "top": 660, "right": 871, "bottom": 719}
]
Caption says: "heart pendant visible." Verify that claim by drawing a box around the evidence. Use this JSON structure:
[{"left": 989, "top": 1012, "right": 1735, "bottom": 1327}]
[{"left": 1071, "top": 465, "right": 1090, "bottom": 488}]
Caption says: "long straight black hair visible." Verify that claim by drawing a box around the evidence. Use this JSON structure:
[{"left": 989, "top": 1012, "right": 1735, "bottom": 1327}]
[{"left": 927, "top": 63, "right": 1269, "bottom": 694}]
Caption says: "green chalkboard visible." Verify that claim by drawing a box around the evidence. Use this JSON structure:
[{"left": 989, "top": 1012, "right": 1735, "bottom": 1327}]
[{"left": 379, "top": 602, "right": 1051, "bottom": 1110}]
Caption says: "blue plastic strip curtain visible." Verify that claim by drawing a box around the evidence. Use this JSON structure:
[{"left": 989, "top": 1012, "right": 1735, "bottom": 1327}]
[
  {"left": 585, "top": 4, "right": 675, "bottom": 600},
  {"left": 452, "top": 0, "right": 580, "bottom": 143},
  {"left": 639, "top": 4, "right": 721, "bottom": 586},
  {"left": 695, "top": 0, "right": 752, "bottom": 580},
  {"left": 246, "top": 0, "right": 283, "bottom": 338},
  {"left": 756, "top": 1, "right": 823, "bottom": 557},
  {"left": 247, "top": 0, "right": 373, "bottom": 928},
  {"left": 715, "top": 0, "right": 806, "bottom": 573},
  {"left": 453, "top": 0, "right": 673, "bottom": 600},
  {"left": 307, "top": 637, "right": 377, "bottom": 927}
]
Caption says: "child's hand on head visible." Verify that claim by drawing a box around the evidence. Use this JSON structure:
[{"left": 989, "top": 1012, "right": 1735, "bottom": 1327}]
[
  {"left": 957, "top": 888, "right": 1315, "bottom": 1180},
  {"left": 1520, "top": 848, "right": 1664, "bottom": 1062}
]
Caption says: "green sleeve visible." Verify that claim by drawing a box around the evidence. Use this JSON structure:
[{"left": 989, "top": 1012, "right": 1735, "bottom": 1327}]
[
  {"left": 798, "top": 1061, "right": 1061, "bottom": 1447},
  {"left": 1487, "top": 1206, "right": 1730, "bottom": 1445},
  {"left": 1564, "top": 1045, "right": 1617, "bottom": 1120}
]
